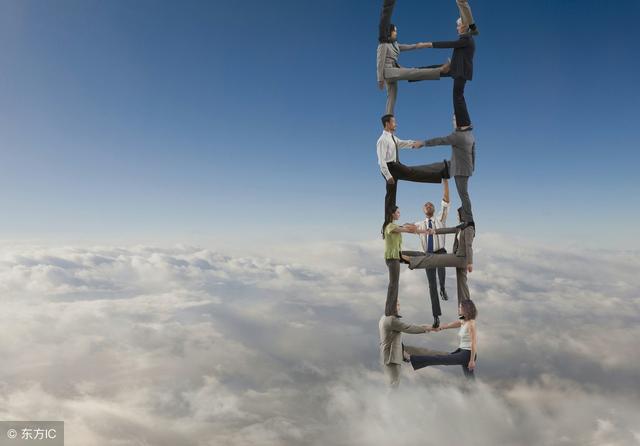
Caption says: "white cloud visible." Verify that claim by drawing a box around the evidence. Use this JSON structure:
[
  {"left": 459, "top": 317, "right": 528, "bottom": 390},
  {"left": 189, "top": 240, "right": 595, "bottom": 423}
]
[{"left": 0, "top": 235, "right": 638, "bottom": 445}]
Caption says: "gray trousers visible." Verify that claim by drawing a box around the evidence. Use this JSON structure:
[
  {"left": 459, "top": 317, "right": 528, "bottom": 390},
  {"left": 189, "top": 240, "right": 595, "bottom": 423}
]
[
  {"left": 457, "top": 0, "right": 475, "bottom": 26},
  {"left": 384, "top": 363, "right": 401, "bottom": 387},
  {"left": 385, "top": 259, "right": 400, "bottom": 316},
  {"left": 403, "top": 251, "right": 471, "bottom": 303},
  {"left": 384, "top": 66, "right": 441, "bottom": 114},
  {"left": 455, "top": 175, "right": 474, "bottom": 222}
]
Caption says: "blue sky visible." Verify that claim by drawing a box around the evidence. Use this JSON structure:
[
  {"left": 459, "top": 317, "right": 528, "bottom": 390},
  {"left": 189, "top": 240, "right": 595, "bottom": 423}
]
[{"left": 0, "top": 0, "right": 638, "bottom": 247}]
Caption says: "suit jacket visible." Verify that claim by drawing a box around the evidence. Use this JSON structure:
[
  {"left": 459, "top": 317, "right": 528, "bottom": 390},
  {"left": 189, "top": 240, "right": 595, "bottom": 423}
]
[
  {"left": 432, "top": 34, "right": 474, "bottom": 80},
  {"left": 376, "top": 41, "right": 420, "bottom": 82},
  {"left": 435, "top": 225, "right": 475, "bottom": 265},
  {"left": 379, "top": 315, "right": 426, "bottom": 365},
  {"left": 425, "top": 129, "right": 475, "bottom": 177}
]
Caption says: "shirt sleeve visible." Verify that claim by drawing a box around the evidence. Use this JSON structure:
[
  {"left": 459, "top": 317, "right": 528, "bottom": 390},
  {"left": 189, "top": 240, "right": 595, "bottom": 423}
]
[
  {"left": 438, "top": 200, "right": 450, "bottom": 225},
  {"left": 415, "top": 221, "right": 426, "bottom": 251},
  {"left": 395, "top": 137, "right": 416, "bottom": 149},
  {"left": 377, "top": 138, "right": 393, "bottom": 181}
]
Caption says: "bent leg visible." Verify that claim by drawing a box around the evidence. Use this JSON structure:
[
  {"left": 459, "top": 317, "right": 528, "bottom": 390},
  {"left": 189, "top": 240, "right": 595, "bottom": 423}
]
[
  {"left": 406, "top": 253, "right": 466, "bottom": 270},
  {"left": 379, "top": 0, "right": 396, "bottom": 42},
  {"left": 385, "top": 259, "right": 400, "bottom": 316},
  {"left": 438, "top": 265, "right": 446, "bottom": 291},
  {"left": 384, "top": 363, "right": 401, "bottom": 387},
  {"left": 410, "top": 348, "right": 470, "bottom": 370},
  {"left": 384, "top": 67, "right": 441, "bottom": 82},
  {"left": 456, "top": 267, "right": 470, "bottom": 303},
  {"left": 404, "top": 344, "right": 448, "bottom": 356},
  {"left": 426, "top": 268, "right": 441, "bottom": 317},
  {"left": 394, "top": 162, "right": 447, "bottom": 184},
  {"left": 454, "top": 175, "right": 473, "bottom": 222},
  {"left": 456, "top": 0, "right": 475, "bottom": 26},
  {"left": 461, "top": 352, "right": 477, "bottom": 379},
  {"left": 453, "top": 78, "right": 471, "bottom": 127},
  {"left": 384, "top": 174, "right": 397, "bottom": 216},
  {"left": 385, "top": 81, "right": 397, "bottom": 115}
]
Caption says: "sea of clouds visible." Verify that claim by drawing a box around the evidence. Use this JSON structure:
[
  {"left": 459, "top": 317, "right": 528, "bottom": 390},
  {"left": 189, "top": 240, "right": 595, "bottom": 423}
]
[{"left": 0, "top": 234, "right": 639, "bottom": 445}]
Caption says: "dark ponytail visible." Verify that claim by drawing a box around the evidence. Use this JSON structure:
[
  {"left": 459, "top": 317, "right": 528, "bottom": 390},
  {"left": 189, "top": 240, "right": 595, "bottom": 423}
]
[{"left": 381, "top": 206, "right": 398, "bottom": 239}]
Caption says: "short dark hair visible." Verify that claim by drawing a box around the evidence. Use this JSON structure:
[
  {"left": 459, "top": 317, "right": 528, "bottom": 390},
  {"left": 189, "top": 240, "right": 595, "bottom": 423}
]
[
  {"left": 381, "top": 114, "right": 394, "bottom": 128},
  {"left": 460, "top": 299, "right": 477, "bottom": 320}
]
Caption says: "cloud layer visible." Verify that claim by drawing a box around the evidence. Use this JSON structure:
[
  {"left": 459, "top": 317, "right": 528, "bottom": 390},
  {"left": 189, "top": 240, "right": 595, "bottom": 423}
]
[{"left": 0, "top": 236, "right": 639, "bottom": 445}]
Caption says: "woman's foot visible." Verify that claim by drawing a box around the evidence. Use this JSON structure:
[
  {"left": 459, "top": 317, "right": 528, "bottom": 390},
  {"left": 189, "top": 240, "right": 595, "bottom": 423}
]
[{"left": 432, "top": 316, "right": 440, "bottom": 329}]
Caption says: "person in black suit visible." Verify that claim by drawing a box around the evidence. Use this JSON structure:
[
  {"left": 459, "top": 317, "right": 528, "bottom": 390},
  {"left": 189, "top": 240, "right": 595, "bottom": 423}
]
[{"left": 423, "top": 19, "right": 476, "bottom": 128}]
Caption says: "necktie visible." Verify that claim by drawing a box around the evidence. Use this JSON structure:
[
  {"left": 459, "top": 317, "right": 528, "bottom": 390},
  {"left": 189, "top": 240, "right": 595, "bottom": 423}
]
[
  {"left": 392, "top": 134, "right": 399, "bottom": 163},
  {"left": 427, "top": 219, "right": 434, "bottom": 253}
]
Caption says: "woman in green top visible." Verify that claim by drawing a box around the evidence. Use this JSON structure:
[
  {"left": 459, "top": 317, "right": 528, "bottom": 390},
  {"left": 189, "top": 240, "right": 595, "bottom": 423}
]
[{"left": 382, "top": 205, "right": 417, "bottom": 316}]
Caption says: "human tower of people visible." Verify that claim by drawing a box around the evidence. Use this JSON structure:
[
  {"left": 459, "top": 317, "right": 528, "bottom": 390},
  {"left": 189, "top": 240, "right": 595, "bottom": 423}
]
[{"left": 376, "top": 0, "right": 479, "bottom": 387}]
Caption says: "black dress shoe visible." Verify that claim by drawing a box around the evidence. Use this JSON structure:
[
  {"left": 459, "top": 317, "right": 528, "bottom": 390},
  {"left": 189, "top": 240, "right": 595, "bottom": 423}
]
[
  {"left": 440, "top": 289, "right": 449, "bottom": 301},
  {"left": 432, "top": 316, "right": 440, "bottom": 329},
  {"left": 442, "top": 159, "right": 451, "bottom": 179}
]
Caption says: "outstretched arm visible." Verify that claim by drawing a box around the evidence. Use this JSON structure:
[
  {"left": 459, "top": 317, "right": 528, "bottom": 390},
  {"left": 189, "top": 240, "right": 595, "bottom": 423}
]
[
  {"left": 431, "top": 37, "right": 470, "bottom": 49},
  {"left": 390, "top": 223, "right": 417, "bottom": 234},
  {"left": 437, "top": 179, "right": 450, "bottom": 225},
  {"left": 396, "top": 136, "right": 421, "bottom": 149},
  {"left": 424, "top": 132, "right": 458, "bottom": 147},
  {"left": 390, "top": 317, "right": 430, "bottom": 334},
  {"left": 436, "top": 320, "right": 463, "bottom": 331}
]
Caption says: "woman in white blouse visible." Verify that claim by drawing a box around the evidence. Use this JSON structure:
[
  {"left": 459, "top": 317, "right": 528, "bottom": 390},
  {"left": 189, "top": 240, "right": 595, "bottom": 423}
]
[{"left": 404, "top": 299, "right": 478, "bottom": 379}]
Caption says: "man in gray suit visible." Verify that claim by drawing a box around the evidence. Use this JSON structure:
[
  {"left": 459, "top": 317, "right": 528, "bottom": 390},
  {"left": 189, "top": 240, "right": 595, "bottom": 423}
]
[
  {"left": 421, "top": 117, "right": 475, "bottom": 224},
  {"left": 379, "top": 301, "right": 444, "bottom": 387},
  {"left": 401, "top": 211, "right": 474, "bottom": 303}
]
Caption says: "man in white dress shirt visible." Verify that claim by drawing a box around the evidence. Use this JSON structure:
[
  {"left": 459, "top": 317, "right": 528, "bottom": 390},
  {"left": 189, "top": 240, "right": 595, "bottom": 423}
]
[
  {"left": 414, "top": 179, "right": 450, "bottom": 328},
  {"left": 377, "top": 114, "right": 450, "bottom": 217}
]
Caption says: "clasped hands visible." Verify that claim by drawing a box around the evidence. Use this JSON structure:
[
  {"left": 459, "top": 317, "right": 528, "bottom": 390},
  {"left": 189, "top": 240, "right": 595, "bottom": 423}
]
[
  {"left": 422, "top": 325, "right": 442, "bottom": 333},
  {"left": 400, "top": 224, "right": 435, "bottom": 235}
]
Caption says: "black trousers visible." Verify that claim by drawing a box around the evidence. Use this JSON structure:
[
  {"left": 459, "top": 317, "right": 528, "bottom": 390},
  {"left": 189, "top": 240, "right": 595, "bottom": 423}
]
[
  {"left": 385, "top": 259, "right": 400, "bottom": 316},
  {"left": 453, "top": 78, "right": 471, "bottom": 127},
  {"left": 384, "top": 161, "right": 447, "bottom": 215},
  {"left": 410, "top": 348, "right": 476, "bottom": 379},
  {"left": 425, "top": 248, "right": 446, "bottom": 317},
  {"left": 378, "top": 0, "right": 396, "bottom": 42}
]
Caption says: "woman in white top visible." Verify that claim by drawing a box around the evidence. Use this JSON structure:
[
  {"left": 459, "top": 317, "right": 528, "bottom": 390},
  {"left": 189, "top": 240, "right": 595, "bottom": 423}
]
[{"left": 404, "top": 299, "right": 478, "bottom": 379}]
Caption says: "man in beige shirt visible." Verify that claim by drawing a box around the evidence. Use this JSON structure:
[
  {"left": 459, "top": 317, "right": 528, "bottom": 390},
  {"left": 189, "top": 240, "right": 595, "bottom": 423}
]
[{"left": 379, "top": 301, "right": 446, "bottom": 387}]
